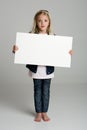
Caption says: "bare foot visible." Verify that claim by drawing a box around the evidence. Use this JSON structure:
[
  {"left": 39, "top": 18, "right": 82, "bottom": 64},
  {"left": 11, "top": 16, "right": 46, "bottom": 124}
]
[
  {"left": 42, "top": 113, "right": 50, "bottom": 122},
  {"left": 34, "top": 113, "right": 42, "bottom": 122}
]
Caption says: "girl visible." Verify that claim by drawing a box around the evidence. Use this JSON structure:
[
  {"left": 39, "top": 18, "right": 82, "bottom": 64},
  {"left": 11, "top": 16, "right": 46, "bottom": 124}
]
[{"left": 12, "top": 10, "right": 72, "bottom": 122}]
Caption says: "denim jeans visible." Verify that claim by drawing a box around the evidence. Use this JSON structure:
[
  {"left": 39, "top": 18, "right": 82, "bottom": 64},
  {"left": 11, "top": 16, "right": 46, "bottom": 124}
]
[{"left": 33, "top": 79, "right": 51, "bottom": 113}]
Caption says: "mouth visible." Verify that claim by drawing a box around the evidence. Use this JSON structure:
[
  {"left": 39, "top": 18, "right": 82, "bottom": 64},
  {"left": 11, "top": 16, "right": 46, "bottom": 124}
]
[{"left": 41, "top": 26, "right": 45, "bottom": 28}]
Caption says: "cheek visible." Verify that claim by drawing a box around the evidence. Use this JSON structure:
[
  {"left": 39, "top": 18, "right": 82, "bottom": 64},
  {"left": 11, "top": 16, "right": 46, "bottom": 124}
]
[
  {"left": 46, "top": 23, "right": 49, "bottom": 28},
  {"left": 36, "top": 22, "right": 41, "bottom": 27},
  {"left": 46, "top": 21, "right": 50, "bottom": 26}
]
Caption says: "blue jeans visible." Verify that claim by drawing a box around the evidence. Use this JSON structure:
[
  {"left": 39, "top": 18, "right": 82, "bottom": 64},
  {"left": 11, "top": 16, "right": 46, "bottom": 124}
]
[{"left": 33, "top": 79, "right": 51, "bottom": 113}]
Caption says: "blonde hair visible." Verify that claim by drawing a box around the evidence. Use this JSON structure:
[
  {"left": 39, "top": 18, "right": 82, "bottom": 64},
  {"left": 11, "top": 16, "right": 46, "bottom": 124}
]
[{"left": 31, "top": 10, "right": 53, "bottom": 34}]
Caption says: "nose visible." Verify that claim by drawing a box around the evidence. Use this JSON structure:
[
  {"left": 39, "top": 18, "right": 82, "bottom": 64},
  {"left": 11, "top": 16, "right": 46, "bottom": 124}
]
[{"left": 41, "top": 20, "right": 44, "bottom": 25}]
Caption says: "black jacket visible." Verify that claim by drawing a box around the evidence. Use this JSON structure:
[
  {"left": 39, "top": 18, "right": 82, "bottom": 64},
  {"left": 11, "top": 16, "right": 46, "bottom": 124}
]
[{"left": 26, "top": 64, "right": 54, "bottom": 75}]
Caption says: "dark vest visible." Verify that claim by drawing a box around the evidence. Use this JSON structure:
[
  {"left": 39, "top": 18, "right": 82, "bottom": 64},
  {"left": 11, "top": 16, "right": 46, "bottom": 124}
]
[{"left": 26, "top": 64, "right": 54, "bottom": 75}]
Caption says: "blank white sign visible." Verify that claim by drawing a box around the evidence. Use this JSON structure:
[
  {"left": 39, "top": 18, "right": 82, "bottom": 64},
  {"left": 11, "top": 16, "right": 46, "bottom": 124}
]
[{"left": 14, "top": 32, "right": 73, "bottom": 67}]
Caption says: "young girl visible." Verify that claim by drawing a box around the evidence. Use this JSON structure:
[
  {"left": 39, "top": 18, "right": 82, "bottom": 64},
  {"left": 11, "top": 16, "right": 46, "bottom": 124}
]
[{"left": 12, "top": 10, "right": 72, "bottom": 122}]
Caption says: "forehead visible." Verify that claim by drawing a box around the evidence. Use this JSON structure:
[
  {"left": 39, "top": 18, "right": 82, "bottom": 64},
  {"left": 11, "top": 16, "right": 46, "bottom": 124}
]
[{"left": 37, "top": 14, "right": 49, "bottom": 19}]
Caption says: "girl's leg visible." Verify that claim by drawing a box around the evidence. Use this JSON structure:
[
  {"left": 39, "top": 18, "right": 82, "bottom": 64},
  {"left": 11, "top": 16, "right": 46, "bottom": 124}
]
[
  {"left": 42, "top": 79, "right": 51, "bottom": 121},
  {"left": 33, "top": 79, "right": 42, "bottom": 121}
]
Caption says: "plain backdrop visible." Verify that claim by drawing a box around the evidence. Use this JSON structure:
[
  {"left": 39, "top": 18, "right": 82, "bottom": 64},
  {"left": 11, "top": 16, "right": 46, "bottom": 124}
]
[{"left": 0, "top": 0, "right": 87, "bottom": 130}]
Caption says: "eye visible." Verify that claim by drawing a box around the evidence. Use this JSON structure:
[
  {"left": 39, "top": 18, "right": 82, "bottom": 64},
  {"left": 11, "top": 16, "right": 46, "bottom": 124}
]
[
  {"left": 38, "top": 20, "right": 41, "bottom": 22},
  {"left": 45, "top": 19, "right": 48, "bottom": 22}
]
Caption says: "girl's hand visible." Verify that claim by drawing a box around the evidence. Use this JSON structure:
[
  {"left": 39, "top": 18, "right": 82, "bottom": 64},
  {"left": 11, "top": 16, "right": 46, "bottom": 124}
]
[
  {"left": 12, "top": 45, "right": 19, "bottom": 53},
  {"left": 69, "top": 50, "right": 73, "bottom": 55}
]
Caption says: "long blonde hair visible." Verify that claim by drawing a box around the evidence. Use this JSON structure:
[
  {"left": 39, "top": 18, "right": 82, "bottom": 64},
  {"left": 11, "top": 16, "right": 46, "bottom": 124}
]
[{"left": 31, "top": 10, "right": 53, "bottom": 34}]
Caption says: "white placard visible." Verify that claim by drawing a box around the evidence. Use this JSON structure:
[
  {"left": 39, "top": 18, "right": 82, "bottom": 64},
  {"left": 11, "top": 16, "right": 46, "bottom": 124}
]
[{"left": 14, "top": 32, "right": 73, "bottom": 67}]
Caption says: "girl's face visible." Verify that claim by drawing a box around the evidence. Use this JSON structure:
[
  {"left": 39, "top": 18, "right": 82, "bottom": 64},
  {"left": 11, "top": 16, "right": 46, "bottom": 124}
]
[{"left": 36, "top": 14, "right": 49, "bottom": 33}]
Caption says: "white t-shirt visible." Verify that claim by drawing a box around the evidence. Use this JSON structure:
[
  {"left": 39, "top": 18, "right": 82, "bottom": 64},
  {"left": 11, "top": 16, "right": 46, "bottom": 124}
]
[{"left": 29, "top": 65, "right": 54, "bottom": 79}]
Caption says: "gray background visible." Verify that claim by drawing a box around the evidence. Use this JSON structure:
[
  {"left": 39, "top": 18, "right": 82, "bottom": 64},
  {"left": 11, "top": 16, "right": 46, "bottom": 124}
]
[{"left": 0, "top": 0, "right": 87, "bottom": 130}]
